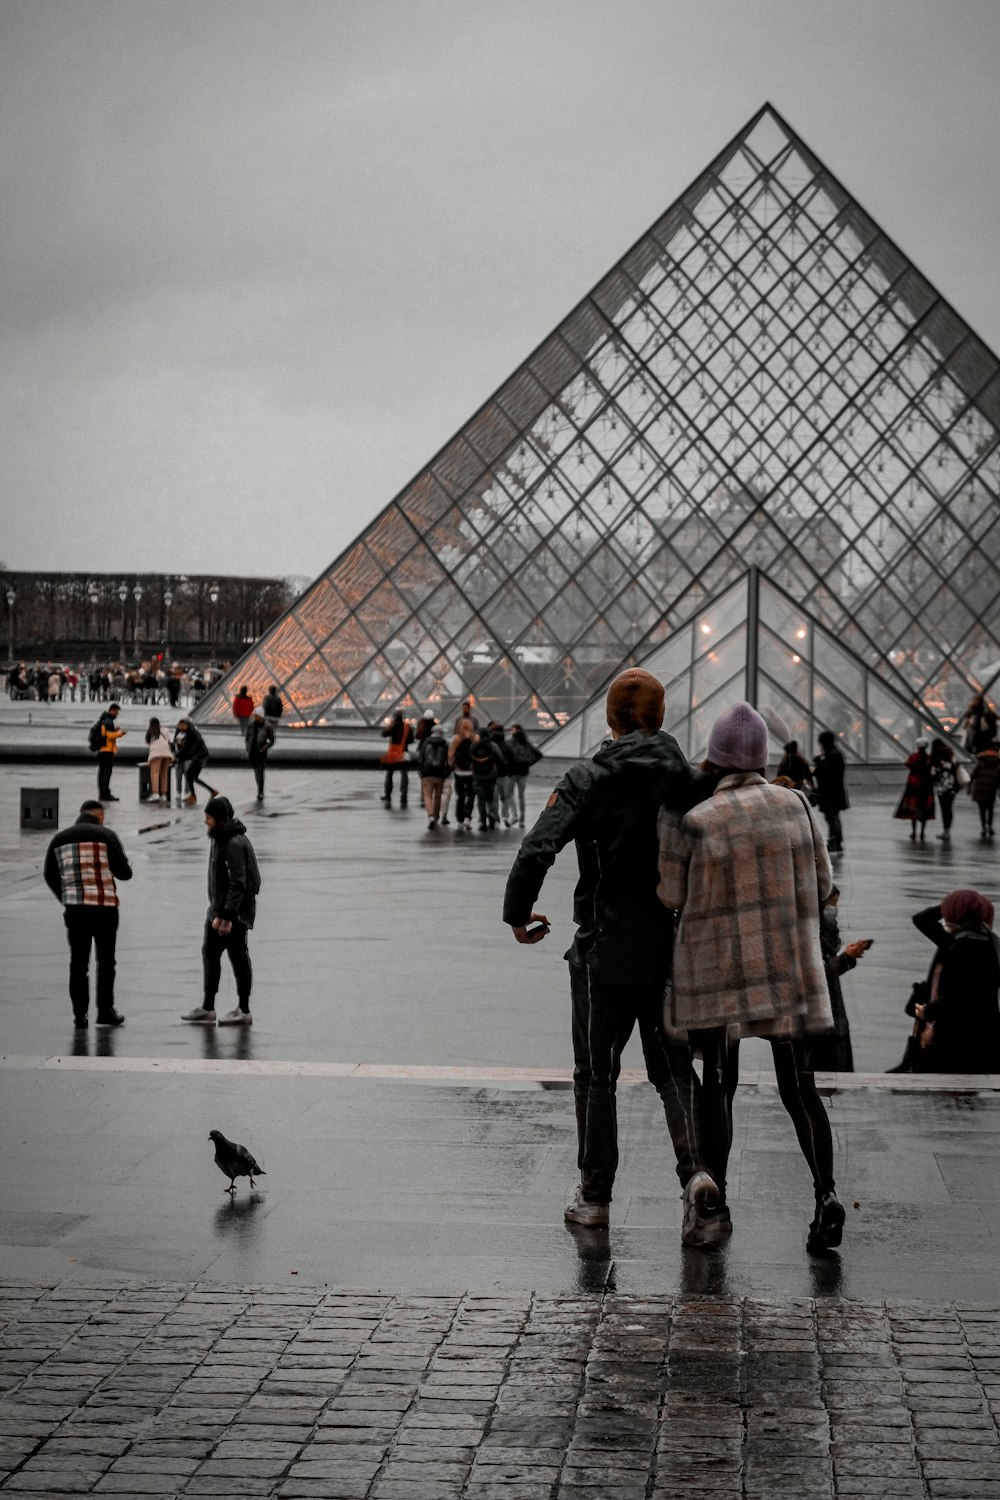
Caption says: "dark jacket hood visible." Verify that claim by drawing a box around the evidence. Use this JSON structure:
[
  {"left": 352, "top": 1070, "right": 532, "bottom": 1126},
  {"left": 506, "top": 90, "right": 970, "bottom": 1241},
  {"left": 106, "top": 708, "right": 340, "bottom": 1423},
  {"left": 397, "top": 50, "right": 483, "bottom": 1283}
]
[{"left": 592, "top": 729, "right": 685, "bottom": 776}]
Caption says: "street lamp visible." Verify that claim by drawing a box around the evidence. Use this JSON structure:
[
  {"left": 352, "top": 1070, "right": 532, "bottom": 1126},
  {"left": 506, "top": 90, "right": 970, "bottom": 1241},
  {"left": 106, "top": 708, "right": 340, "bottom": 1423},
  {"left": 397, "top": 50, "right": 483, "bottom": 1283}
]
[
  {"left": 88, "top": 581, "right": 100, "bottom": 643},
  {"left": 208, "top": 582, "right": 219, "bottom": 661},
  {"left": 133, "top": 583, "right": 143, "bottom": 652},
  {"left": 162, "top": 586, "right": 174, "bottom": 664},
  {"left": 118, "top": 583, "right": 128, "bottom": 650},
  {"left": 5, "top": 587, "right": 15, "bottom": 666}
]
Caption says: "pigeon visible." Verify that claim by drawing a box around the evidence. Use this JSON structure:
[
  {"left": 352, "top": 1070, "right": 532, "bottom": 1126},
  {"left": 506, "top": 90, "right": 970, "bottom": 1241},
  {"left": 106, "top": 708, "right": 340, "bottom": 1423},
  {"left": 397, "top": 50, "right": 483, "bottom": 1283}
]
[{"left": 208, "top": 1129, "right": 265, "bottom": 1193}]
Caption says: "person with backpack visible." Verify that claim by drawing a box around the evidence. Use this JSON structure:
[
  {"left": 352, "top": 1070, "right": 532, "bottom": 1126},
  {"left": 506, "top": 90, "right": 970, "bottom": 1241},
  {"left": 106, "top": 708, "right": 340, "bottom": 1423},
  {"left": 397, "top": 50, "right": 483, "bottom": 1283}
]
[
  {"left": 379, "top": 710, "right": 413, "bottom": 807},
  {"left": 91, "top": 703, "right": 126, "bottom": 801},
  {"left": 417, "top": 721, "right": 451, "bottom": 829},
  {"left": 449, "top": 719, "right": 476, "bottom": 831},
  {"left": 182, "top": 795, "right": 261, "bottom": 1027},
  {"left": 470, "top": 725, "right": 504, "bottom": 830},
  {"left": 507, "top": 724, "right": 543, "bottom": 829}
]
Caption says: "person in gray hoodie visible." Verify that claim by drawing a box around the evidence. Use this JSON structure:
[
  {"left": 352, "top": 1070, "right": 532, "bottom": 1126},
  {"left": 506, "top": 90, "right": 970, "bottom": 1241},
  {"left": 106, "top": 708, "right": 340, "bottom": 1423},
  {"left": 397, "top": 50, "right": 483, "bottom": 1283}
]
[{"left": 503, "top": 669, "right": 724, "bottom": 1246}]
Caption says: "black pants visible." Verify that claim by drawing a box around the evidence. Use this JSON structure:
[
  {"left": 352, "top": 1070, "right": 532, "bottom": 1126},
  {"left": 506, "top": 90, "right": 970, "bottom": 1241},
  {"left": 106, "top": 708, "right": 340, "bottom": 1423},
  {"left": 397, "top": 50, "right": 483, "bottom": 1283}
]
[
  {"left": 473, "top": 777, "right": 496, "bottom": 826},
  {"left": 183, "top": 757, "right": 214, "bottom": 797},
  {"left": 454, "top": 775, "right": 475, "bottom": 824},
  {"left": 569, "top": 963, "right": 715, "bottom": 1203},
  {"left": 938, "top": 792, "right": 955, "bottom": 832},
  {"left": 64, "top": 906, "right": 119, "bottom": 1020},
  {"left": 382, "top": 763, "right": 408, "bottom": 802},
  {"left": 693, "top": 1030, "right": 835, "bottom": 1200},
  {"left": 202, "top": 918, "right": 252, "bottom": 1010},
  {"left": 97, "top": 752, "right": 115, "bottom": 799},
  {"left": 249, "top": 754, "right": 266, "bottom": 796}
]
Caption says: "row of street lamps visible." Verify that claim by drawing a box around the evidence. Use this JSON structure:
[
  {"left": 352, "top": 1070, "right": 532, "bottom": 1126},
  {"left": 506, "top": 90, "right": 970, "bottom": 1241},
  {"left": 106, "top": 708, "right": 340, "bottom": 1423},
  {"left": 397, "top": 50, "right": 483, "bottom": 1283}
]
[{"left": 4, "top": 580, "right": 221, "bottom": 664}]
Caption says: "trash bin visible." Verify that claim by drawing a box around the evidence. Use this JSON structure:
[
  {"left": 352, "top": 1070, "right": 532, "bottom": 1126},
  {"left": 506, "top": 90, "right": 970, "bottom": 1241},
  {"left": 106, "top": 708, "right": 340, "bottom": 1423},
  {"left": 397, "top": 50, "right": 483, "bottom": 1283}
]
[
  {"left": 21, "top": 787, "right": 59, "bottom": 830},
  {"left": 138, "top": 764, "right": 152, "bottom": 801}
]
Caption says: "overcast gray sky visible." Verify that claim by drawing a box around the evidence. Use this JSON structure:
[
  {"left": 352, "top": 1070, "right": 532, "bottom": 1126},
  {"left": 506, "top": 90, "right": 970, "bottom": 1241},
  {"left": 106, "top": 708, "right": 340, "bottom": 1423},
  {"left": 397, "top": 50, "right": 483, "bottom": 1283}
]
[{"left": 3, "top": 0, "right": 999, "bottom": 580}]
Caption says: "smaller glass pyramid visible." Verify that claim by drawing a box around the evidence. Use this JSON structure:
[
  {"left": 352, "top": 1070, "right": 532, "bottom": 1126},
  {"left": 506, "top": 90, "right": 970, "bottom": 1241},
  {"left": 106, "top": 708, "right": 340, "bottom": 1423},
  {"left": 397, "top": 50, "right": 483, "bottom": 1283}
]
[{"left": 543, "top": 568, "right": 942, "bottom": 763}]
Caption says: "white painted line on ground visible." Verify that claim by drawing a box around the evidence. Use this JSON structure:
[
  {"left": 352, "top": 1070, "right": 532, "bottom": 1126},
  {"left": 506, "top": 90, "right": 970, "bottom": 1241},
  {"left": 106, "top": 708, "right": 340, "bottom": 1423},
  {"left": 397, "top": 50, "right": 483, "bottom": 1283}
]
[{"left": 0, "top": 1054, "right": 997, "bottom": 1090}]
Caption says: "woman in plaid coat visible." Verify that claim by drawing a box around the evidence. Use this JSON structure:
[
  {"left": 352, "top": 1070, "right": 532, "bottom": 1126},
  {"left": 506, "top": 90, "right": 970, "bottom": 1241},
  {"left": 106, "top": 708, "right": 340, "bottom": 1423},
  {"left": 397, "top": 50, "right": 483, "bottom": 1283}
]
[{"left": 657, "top": 701, "right": 845, "bottom": 1255}]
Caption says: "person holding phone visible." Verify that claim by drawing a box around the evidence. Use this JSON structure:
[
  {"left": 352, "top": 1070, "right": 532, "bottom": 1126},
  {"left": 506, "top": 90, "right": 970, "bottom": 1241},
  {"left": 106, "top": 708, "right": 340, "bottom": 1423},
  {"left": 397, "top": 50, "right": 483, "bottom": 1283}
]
[
  {"left": 810, "top": 885, "right": 872, "bottom": 1072},
  {"left": 503, "top": 668, "right": 723, "bottom": 1245}
]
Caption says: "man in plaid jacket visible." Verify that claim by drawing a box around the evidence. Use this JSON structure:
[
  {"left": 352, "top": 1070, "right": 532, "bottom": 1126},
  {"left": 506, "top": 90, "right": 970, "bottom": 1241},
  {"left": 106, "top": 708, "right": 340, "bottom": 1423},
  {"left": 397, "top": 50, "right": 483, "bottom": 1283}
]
[{"left": 44, "top": 800, "right": 133, "bottom": 1028}]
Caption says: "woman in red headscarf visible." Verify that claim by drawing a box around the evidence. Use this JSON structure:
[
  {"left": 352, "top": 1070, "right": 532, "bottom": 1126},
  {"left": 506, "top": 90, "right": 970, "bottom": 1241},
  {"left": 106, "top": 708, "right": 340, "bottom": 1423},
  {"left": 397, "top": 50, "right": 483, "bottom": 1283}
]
[{"left": 911, "top": 890, "right": 1000, "bottom": 1072}]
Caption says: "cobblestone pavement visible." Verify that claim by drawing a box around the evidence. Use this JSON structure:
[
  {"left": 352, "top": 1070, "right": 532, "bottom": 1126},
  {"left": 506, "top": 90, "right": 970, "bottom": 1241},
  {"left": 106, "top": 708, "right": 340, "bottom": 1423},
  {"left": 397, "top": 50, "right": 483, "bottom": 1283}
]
[{"left": 1, "top": 1281, "right": 998, "bottom": 1498}]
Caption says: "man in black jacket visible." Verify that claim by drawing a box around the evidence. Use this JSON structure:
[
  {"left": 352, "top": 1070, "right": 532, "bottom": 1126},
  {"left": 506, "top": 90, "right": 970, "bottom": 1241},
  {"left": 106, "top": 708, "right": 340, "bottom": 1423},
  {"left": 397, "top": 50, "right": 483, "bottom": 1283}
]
[
  {"left": 503, "top": 669, "right": 726, "bottom": 1246},
  {"left": 182, "top": 795, "right": 260, "bottom": 1027},
  {"left": 44, "top": 800, "right": 132, "bottom": 1027}
]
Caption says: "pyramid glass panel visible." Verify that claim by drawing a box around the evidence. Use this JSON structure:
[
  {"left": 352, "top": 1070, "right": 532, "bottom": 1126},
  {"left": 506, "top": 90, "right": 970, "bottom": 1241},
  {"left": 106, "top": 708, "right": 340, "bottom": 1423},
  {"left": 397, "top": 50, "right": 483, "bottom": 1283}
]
[{"left": 195, "top": 106, "right": 1000, "bottom": 750}]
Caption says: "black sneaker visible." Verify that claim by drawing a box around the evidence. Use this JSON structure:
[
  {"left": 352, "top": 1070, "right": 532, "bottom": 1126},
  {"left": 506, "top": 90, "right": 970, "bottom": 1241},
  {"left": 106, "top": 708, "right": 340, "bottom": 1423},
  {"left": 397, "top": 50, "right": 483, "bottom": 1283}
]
[
  {"left": 807, "top": 1191, "right": 845, "bottom": 1253},
  {"left": 95, "top": 1010, "right": 126, "bottom": 1027},
  {"left": 73, "top": 1014, "right": 88, "bottom": 1029},
  {"left": 102, "top": 794, "right": 120, "bottom": 802}
]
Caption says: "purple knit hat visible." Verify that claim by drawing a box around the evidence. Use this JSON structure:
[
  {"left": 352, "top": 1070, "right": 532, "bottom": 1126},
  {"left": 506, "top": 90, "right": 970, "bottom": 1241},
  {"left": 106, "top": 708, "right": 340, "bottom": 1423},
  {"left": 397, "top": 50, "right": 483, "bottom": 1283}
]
[{"left": 707, "top": 701, "right": 768, "bottom": 770}]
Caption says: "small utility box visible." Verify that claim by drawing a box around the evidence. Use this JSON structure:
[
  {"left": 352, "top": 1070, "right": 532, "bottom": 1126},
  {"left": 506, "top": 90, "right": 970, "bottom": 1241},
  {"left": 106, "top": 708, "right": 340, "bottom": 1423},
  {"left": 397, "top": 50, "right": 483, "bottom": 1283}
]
[{"left": 21, "top": 787, "right": 59, "bottom": 830}]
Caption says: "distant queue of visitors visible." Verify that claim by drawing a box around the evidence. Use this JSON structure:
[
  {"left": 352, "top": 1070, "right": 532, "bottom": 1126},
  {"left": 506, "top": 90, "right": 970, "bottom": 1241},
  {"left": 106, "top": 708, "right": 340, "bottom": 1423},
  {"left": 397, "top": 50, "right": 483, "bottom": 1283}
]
[
  {"left": 379, "top": 700, "right": 543, "bottom": 831},
  {"left": 7, "top": 660, "right": 224, "bottom": 708},
  {"left": 895, "top": 693, "right": 1000, "bottom": 841}
]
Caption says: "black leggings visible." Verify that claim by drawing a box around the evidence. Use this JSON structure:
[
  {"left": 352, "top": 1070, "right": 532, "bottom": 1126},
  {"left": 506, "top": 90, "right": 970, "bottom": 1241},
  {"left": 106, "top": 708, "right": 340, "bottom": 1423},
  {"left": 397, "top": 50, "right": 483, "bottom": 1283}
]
[{"left": 692, "top": 1031, "right": 835, "bottom": 1201}]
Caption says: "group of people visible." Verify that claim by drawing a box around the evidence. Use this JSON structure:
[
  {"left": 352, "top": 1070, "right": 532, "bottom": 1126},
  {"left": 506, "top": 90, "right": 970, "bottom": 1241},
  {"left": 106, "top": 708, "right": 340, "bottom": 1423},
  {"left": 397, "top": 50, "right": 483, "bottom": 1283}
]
[
  {"left": 44, "top": 793, "right": 262, "bottom": 1031},
  {"left": 90, "top": 685, "right": 283, "bottom": 806},
  {"left": 503, "top": 674, "right": 878, "bottom": 1255},
  {"left": 380, "top": 701, "right": 544, "bottom": 832},
  {"left": 896, "top": 694, "right": 1000, "bottom": 841}
]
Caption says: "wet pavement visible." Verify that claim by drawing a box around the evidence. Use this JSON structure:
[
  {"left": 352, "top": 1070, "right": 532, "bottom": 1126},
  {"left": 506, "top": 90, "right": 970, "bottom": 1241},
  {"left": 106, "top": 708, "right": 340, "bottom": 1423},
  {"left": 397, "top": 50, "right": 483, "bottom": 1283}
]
[{"left": 2, "top": 715, "right": 1000, "bottom": 1493}]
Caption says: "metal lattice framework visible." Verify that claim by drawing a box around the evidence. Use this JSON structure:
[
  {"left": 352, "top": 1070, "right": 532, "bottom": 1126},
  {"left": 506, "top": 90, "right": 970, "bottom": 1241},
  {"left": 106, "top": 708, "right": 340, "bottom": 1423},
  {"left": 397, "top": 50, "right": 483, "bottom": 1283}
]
[{"left": 195, "top": 104, "right": 1000, "bottom": 753}]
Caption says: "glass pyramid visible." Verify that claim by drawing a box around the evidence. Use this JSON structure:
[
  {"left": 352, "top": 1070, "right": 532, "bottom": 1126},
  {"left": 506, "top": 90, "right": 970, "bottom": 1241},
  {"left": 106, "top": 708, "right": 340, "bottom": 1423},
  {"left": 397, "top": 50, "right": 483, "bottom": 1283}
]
[
  {"left": 543, "top": 567, "right": 940, "bottom": 763},
  {"left": 194, "top": 104, "right": 1000, "bottom": 749}
]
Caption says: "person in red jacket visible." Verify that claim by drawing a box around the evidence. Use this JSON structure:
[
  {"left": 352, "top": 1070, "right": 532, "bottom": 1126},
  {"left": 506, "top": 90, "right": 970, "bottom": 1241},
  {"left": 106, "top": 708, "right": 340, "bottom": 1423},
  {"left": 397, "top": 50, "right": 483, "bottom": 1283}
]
[{"left": 232, "top": 685, "right": 255, "bottom": 723}]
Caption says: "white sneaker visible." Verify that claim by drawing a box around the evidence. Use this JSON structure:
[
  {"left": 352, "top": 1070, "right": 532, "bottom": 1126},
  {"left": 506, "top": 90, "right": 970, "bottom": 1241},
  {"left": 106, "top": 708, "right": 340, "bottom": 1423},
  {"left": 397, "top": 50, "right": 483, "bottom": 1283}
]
[
  {"left": 181, "top": 1007, "right": 217, "bottom": 1025},
  {"left": 218, "top": 1008, "right": 252, "bottom": 1025}
]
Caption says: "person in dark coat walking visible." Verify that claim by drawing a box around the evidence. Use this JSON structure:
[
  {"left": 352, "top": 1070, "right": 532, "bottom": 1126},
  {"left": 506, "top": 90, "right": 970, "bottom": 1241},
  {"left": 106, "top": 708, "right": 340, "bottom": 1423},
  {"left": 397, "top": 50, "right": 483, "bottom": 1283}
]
[
  {"left": 504, "top": 669, "right": 725, "bottom": 1246},
  {"left": 508, "top": 724, "right": 543, "bottom": 828},
  {"left": 929, "top": 738, "right": 959, "bottom": 842},
  {"left": 968, "top": 745, "right": 1000, "bottom": 839},
  {"left": 244, "top": 713, "right": 275, "bottom": 801},
  {"left": 470, "top": 726, "right": 504, "bottom": 830},
  {"left": 813, "top": 730, "right": 849, "bottom": 852},
  {"left": 182, "top": 796, "right": 261, "bottom": 1027},
  {"left": 776, "top": 740, "right": 814, "bottom": 792},
  {"left": 911, "top": 890, "right": 1000, "bottom": 1073},
  {"left": 44, "top": 800, "right": 132, "bottom": 1027}
]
